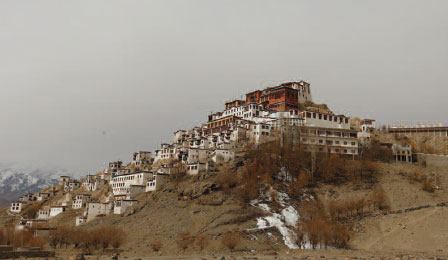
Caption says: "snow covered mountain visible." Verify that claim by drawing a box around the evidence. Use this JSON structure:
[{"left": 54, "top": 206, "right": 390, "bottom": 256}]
[{"left": 0, "top": 164, "right": 70, "bottom": 207}]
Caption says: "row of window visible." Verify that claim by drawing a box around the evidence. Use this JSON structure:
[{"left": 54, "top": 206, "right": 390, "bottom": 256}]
[
  {"left": 305, "top": 112, "right": 349, "bottom": 124},
  {"left": 147, "top": 181, "right": 156, "bottom": 187},
  {"left": 187, "top": 165, "right": 199, "bottom": 170},
  {"left": 303, "top": 138, "right": 357, "bottom": 146},
  {"left": 314, "top": 147, "right": 357, "bottom": 154}
]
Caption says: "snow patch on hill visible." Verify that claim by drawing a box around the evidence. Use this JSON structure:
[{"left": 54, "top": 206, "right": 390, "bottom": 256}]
[{"left": 250, "top": 188, "right": 314, "bottom": 249}]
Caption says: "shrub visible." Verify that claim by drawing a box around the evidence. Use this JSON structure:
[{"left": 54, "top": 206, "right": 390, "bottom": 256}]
[
  {"left": 90, "top": 228, "right": 103, "bottom": 249},
  {"left": 221, "top": 231, "right": 240, "bottom": 252},
  {"left": 304, "top": 218, "right": 321, "bottom": 249},
  {"left": 48, "top": 229, "right": 59, "bottom": 249},
  {"left": 329, "top": 222, "right": 351, "bottom": 249},
  {"left": 288, "top": 171, "right": 310, "bottom": 198},
  {"left": 216, "top": 171, "right": 238, "bottom": 194},
  {"left": 228, "top": 207, "right": 265, "bottom": 224},
  {"left": 361, "top": 140, "right": 393, "bottom": 162},
  {"left": 177, "top": 232, "right": 193, "bottom": 251},
  {"left": 12, "top": 230, "right": 34, "bottom": 249},
  {"left": 99, "top": 228, "right": 113, "bottom": 250},
  {"left": 151, "top": 239, "right": 163, "bottom": 252},
  {"left": 234, "top": 182, "right": 259, "bottom": 206},
  {"left": 110, "top": 228, "right": 127, "bottom": 249},
  {"left": 28, "top": 236, "right": 46, "bottom": 248},
  {"left": 48, "top": 227, "right": 71, "bottom": 249},
  {"left": 0, "top": 228, "right": 4, "bottom": 245},
  {"left": 304, "top": 218, "right": 351, "bottom": 249},
  {"left": 300, "top": 200, "right": 326, "bottom": 220},
  {"left": 294, "top": 223, "right": 305, "bottom": 249},
  {"left": 409, "top": 171, "right": 423, "bottom": 183},
  {"left": 47, "top": 226, "right": 126, "bottom": 251},
  {"left": 421, "top": 179, "right": 435, "bottom": 192},
  {"left": 2, "top": 222, "right": 16, "bottom": 246},
  {"left": 194, "top": 235, "right": 209, "bottom": 251},
  {"left": 68, "top": 228, "right": 85, "bottom": 249},
  {"left": 370, "top": 186, "right": 390, "bottom": 210}
]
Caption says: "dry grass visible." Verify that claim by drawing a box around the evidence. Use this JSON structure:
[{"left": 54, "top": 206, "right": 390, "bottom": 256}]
[
  {"left": 216, "top": 171, "right": 239, "bottom": 194},
  {"left": 177, "top": 232, "right": 194, "bottom": 252},
  {"left": 226, "top": 207, "right": 265, "bottom": 224},
  {"left": 421, "top": 179, "right": 435, "bottom": 193},
  {"left": 370, "top": 186, "right": 390, "bottom": 210},
  {"left": 194, "top": 235, "right": 209, "bottom": 251},
  {"left": 221, "top": 231, "right": 241, "bottom": 252},
  {"left": 150, "top": 239, "right": 163, "bottom": 252}
]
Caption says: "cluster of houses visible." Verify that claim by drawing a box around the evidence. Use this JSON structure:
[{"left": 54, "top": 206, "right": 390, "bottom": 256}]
[
  {"left": 13, "top": 80, "right": 419, "bottom": 232},
  {"left": 152, "top": 81, "right": 376, "bottom": 168}
]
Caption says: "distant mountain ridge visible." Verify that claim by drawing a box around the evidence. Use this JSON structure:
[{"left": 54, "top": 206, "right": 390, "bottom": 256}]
[{"left": 0, "top": 164, "right": 70, "bottom": 206}]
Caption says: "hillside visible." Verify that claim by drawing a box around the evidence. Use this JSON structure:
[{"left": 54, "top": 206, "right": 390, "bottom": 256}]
[{"left": 3, "top": 142, "right": 448, "bottom": 259}]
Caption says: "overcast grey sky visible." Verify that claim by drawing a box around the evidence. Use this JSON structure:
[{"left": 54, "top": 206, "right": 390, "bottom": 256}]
[{"left": 0, "top": 0, "right": 447, "bottom": 174}]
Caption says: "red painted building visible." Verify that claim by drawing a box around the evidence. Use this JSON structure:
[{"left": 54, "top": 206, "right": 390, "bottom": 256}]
[{"left": 245, "top": 84, "right": 300, "bottom": 112}]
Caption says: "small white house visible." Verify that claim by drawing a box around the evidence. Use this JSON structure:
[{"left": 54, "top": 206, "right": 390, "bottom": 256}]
[
  {"left": 114, "top": 200, "right": 137, "bottom": 214},
  {"left": 37, "top": 209, "right": 50, "bottom": 219},
  {"left": 10, "top": 201, "right": 23, "bottom": 213},
  {"left": 360, "top": 119, "right": 376, "bottom": 132},
  {"left": 20, "top": 193, "right": 36, "bottom": 202},
  {"left": 212, "top": 149, "right": 234, "bottom": 163},
  {"left": 59, "top": 176, "right": 71, "bottom": 186},
  {"left": 145, "top": 173, "right": 169, "bottom": 192},
  {"left": 16, "top": 219, "right": 48, "bottom": 231},
  {"left": 36, "top": 193, "right": 50, "bottom": 201},
  {"left": 26, "top": 219, "right": 48, "bottom": 229},
  {"left": 75, "top": 216, "right": 88, "bottom": 226},
  {"left": 49, "top": 206, "right": 67, "bottom": 217},
  {"left": 186, "top": 162, "right": 212, "bottom": 175},
  {"left": 64, "top": 181, "right": 80, "bottom": 192},
  {"left": 72, "top": 194, "right": 92, "bottom": 209},
  {"left": 132, "top": 151, "right": 153, "bottom": 167},
  {"left": 86, "top": 202, "right": 113, "bottom": 222},
  {"left": 392, "top": 144, "right": 413, "bottom": 163}
]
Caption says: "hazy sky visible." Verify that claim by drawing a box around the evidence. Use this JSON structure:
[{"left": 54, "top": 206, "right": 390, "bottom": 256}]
[{"left": 0, "top": 0, "right": 447, "bottom": 174}]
